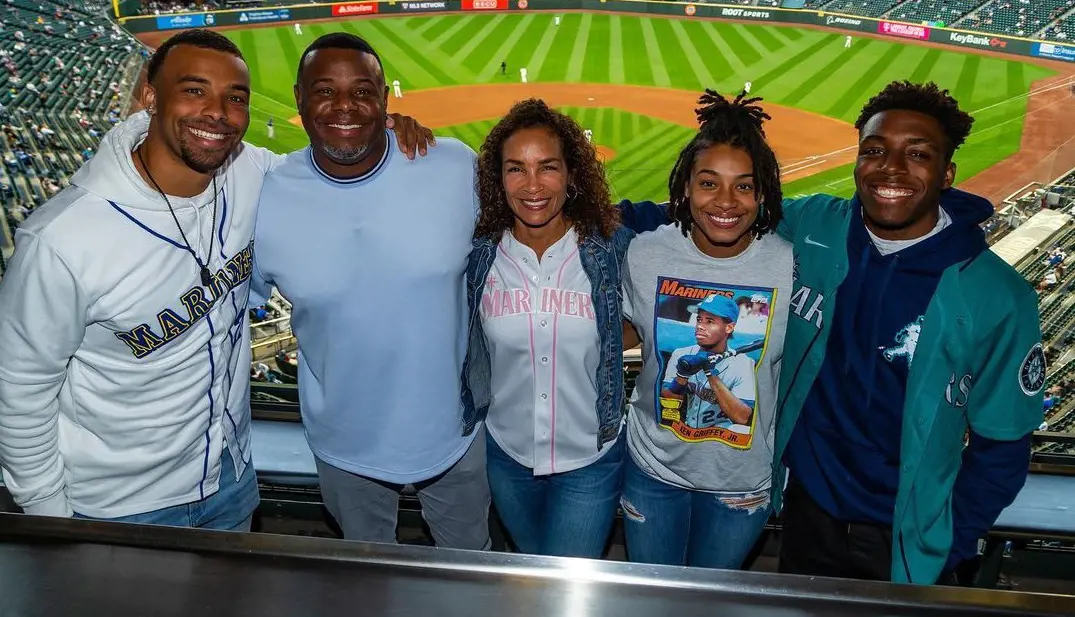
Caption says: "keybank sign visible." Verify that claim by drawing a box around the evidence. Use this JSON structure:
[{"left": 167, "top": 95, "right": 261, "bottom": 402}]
[{"left": 949, "top": 31, "right": 1006, "bottom": 49}]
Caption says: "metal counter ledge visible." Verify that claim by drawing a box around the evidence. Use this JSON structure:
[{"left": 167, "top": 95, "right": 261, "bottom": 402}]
[{"left": 1, "top": 512, "right": 1073, "bottom": 617}]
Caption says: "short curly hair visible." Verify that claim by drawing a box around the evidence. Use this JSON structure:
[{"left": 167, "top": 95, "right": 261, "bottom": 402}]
[
  {"left": 855, "top": 81, "right": 974, "bottom": 161},
  {"left": 475, "top": 99, "right": 619, "bottom": 241}
]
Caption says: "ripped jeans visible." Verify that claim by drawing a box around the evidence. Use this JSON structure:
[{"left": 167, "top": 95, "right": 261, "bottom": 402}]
[{"left": 620, "top": 454, "right": 770, "bottom": 569}]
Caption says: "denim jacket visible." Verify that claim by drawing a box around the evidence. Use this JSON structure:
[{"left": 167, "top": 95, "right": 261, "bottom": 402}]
[{"left": 460, "top": 225, "right": 635, "bottom": 448}]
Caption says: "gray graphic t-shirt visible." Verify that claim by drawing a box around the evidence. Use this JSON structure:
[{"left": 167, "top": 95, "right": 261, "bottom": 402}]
[{"left": 622, "top": 224, "right": 793, "bottom": 493}]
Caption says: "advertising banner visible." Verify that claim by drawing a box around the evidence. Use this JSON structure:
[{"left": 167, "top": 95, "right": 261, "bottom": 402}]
[
  {"left": 715, "top": 6, "right": 772, "bottom": 21},
  {"left": 946, "top": 30, "right": 1009, "bottom": 50},
  {"left": 399, "top": 0, "right": 449, "bottom": 11},
  {"left": 155, "top": 13, "right": 210, "bottom": 30},
  {"left": 461, "top": 0, "right": 508, "bottom": 10},
  {"left": 332, "top": 1, "right": 379, "bottom": 15},
  {"left": 1034, "top": 42, "right": 1075, "bottom": 62},
  {"left": 236, "top": 8, "right": 291, "bottom": 23},
  {"left": 877, "top": 20, "right": 929, "bottom": 40}
]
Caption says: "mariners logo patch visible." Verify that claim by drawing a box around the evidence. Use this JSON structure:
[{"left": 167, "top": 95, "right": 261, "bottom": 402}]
[{"left": 1019, "top": 343, "right": 1046, "bottom": 396}]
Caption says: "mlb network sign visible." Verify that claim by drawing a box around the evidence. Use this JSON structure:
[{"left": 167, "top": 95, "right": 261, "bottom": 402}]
[
  {"left": 237, "top": 8, "right": 290, "bottom": 23},
  {"left": 948, "top": 31, "right": 1007, "bottom": 49},
  {"left": 877, "top": 20, "right": 929, "bottom": 40},
  {"left": 1034, "top": 42, "right": 1075, "bottom": 62},
  {"left": 400, "top": 1, "right": 447, "bottom": 10}
]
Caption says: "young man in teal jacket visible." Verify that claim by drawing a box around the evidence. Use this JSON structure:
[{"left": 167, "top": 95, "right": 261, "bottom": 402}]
[{"left": 620, "top": 81, "right": 1044, "bottom": 585}]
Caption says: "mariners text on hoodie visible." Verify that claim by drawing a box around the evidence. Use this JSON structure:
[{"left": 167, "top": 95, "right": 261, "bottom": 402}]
[{"left": 0, "top": 112, "right": 280, "bottom": 518}]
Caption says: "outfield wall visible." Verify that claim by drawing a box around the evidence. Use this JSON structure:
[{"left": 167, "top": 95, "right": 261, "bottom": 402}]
[{"left": 117, "top": 0, "right": 1075, "bottom": 63}]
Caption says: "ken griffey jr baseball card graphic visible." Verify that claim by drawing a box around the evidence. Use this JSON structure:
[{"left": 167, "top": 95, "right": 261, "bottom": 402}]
[{"left": 652, "top": 276, "right": 776, "bottom": 448}]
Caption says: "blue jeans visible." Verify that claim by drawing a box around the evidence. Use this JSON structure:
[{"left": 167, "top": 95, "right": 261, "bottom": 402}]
[
  {"left": 73, "top": 446, "right": 259, "bottom": 531},
  {"left": 486, "top": 430, "right": 623, "bottom": 558},
  {"left": 621, "top": 454, "right": 769, "bottom": 569}
]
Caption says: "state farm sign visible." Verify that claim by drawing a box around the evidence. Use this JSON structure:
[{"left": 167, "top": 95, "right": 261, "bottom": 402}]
[
  {"left": 332, "top": 2, "right": 378, "bottom": 16},
  {"left": 462, "top": 0, "right": 507, "bottom": 9}
]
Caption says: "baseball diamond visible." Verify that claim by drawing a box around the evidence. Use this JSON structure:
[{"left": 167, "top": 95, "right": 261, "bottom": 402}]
[{"left": 133, "top": 10, "right": 1074, "bottom": 204}]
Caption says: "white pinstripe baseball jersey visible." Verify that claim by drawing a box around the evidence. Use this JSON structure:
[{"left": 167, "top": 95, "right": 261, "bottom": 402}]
[{"left": 480, "top": 227, "right": 617, "bottom": 476}]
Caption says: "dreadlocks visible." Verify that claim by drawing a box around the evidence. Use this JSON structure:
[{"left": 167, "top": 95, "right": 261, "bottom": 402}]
[
  {"left": 855, "top": 81, "right": 974, "bottom": 161},
  {"left": 667, "top": 89, "right": 783, "bottom": 240}
]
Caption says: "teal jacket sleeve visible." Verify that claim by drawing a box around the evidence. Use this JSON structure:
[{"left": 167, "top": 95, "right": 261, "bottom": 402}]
[
  {"left": 965, "top": 289, "right": 1045, "bottom": 440},
  {"left": 776, "top": 196, "right": 809, "bottom": 243}
]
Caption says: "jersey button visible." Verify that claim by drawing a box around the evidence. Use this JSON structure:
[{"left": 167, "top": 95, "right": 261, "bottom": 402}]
[
  {"left": 541, "top": 356, "right": 549, "bottom": 363},
  {"left": 541, "top": 320, "right": 548, "bottom": 327},
  {"left": 541, "top": 393, "right": 548, "bottom": 400}
]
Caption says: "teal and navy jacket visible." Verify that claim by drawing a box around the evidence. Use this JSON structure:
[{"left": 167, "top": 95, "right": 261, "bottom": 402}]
[{"left": 618, "top": 191, "right": 1045, "bottom": 584}]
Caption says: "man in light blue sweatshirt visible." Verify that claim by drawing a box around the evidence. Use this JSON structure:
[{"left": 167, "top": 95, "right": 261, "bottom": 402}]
[{"left": 251, "top": 33, "right": 489, "bottom": 549}]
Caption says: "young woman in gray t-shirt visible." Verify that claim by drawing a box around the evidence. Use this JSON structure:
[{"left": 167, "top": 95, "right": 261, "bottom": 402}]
[{"left": 620, "top": 91, "right": 794, "bottom": 569}]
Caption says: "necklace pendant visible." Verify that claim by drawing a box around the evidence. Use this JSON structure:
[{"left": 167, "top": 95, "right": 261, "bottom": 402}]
[{"left": 200, "top": 266, "right": 212, "bottom": 287}]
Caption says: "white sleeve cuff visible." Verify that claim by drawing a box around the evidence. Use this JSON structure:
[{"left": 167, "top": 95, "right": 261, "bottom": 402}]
[{"left": 21, "top": 490, "right": 73, "bottom": 518}]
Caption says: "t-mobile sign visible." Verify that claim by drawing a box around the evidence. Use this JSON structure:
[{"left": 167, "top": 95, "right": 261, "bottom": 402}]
[{"left": 877, "top": 20, "right": 929, "bottom": 40}]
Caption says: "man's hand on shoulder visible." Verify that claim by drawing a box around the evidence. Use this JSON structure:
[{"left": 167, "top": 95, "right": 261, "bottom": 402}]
[{"left": 388, "top": 113, "right": 436, "bottom": 160}]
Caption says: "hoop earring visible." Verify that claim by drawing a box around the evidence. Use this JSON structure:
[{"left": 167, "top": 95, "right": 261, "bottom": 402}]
[{"left": 566, "top": 185, "right": 579, "bottom": 202}]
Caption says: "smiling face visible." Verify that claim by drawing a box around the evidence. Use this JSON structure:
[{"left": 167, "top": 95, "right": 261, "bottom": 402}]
[
  {"left": 687, "top": 143, "right": 759, "bottom": 259},
  {"left": 854, "top": 109, "right": 956, "bottom": 240},
  {"left": 296, "top": 47, "right": 388, "bottom": 178},
  {"left": 141, "top": 44, "right": 250, "bottom": 174},
  {"left": 501, "top": 126, "right": 571, "bottom": 231}
]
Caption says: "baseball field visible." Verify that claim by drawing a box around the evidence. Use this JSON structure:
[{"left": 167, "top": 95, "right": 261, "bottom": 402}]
[{"left": 197, "top": 11, "right": 1069, "bottom": 202}]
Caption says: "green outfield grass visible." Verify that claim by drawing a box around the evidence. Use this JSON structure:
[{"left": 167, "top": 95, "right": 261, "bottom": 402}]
[{"left": 226, "top": 13, "right": 1055, "bottom": 201}]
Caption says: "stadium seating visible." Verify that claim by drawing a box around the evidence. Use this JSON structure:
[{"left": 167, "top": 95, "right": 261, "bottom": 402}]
[
  {"left": 818, "top": 0, "right": 902, "bottom": 17},
  {"left": 890, "top": 0, "right": 982, "bottom": 26},
  {"left": 0, "top": 0, "right": 142, "bottom": 269},
  {"left": 960, "top": 0, "right": 1075, "bottom": 38}
]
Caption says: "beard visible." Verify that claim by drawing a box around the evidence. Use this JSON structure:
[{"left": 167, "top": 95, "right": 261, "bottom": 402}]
[
  {"left": 321, "top": 142, "right": 372, "bottom": 165},
  {"left": 176, "top": 119, "right": 240, "bottom": 174}
]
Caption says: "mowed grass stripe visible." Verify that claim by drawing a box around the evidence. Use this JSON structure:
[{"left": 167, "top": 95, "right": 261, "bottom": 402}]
[
  {"left": 700, "top": 21, "right": 746, "bottom": 76},
  {"left": 825, "top": 43, "right": 905, "bottom": 118},
  {"left": 566, "top": 12, "right": 593, "bottom": 81},
  {"left": 782, "top": 39, "right": 874, "bottom": 106},
  {"left": 273, "top": 27, "right": 303, "bottom": 73},
  {"left": 412, "top": 16, "right": 447, "bottom": 37},
  {"left": 440, "top": 14, "right": 490, "bottom": 57},
  {"left": 459, "top": 14, "right": 521, "bottom": 73},
  {"left": 668, "top": 20, "right": 715, "bottom": 91},
  {"left": 344, "top": 21, "right": 443, "bottom": 87},
  {"left": 609, "top": 15, "right": 626, "bottom": 84},
  {"left": 621, "top": 17, "right": 654, "bottom": 85},
  {"left": 1006, "top": 60, "right": 1026, "bottom": 97},
  {"left": 742, "top": 24, "right": 784, "bottom": 53},
  {"left": 533, "top": 13, "right": 580, "bottom": 81},
  {"left": 681, "top": 21, "right": 731, "bottom": 88},
  {"left": 373, "top": 19, "right": 473, "bottom": 84},
  {"left": 581, "top": 13, "right": 610, "bottom": 83},
  {"left": 450, "top": 14, "right": 506, "bottom": 62},
  {"left": 430, "top": 14, "right": 477, "bottom": 49},
  {"left": 752, "top": 34, "right": 834, "bottom": 92},
  {"left": 952, "top": 55, "right": 981, "bottom": 107},
  {"left": 908, "top": 48, "right": 942, "bottom": 82},
  {"left": 420, "top": 14, "right": 458, "bottom": 41},
  {"left": 481, "top": 12, "right": 537, "bottom": 80},
  {"left": 445, "top": 13, "right": 503, "bottom": 59},
  {"left": 638, "top": 17, "right": 671, "bottom": 87},
  {"left": 718, "top": 24, "right": 762, "bottom": 67},
  {"left": 779, "top": 25, "right": 804, "bottom": 41},
  {"left": 487, "top": 14, "right": 543, "bottom": 80},
  {"left": 651, "top": 19, "right": 699, "bottom": 91}
]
